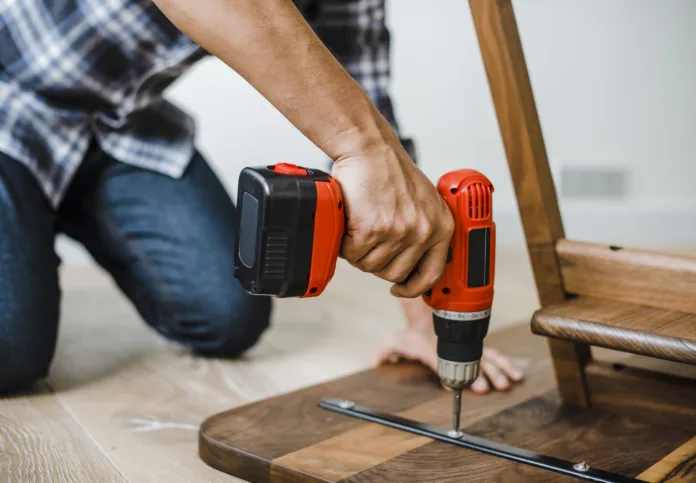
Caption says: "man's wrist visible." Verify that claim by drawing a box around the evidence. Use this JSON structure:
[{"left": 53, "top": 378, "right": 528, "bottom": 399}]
[
  {"left": 407, "top": 318, "right": 434, "bottom": 334},
  {"left": 318, "top": 103, "right": 401, "bottom": 163}
]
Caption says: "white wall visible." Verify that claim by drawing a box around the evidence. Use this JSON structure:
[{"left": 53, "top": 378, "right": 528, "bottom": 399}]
[
  {"left": 58, "top": 0, "right": 696, "bottom": 265},
  {"left": 385, "top": 0, "right": 696, "bottom": 249}
]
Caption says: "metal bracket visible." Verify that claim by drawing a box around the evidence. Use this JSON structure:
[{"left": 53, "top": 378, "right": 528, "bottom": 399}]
[{"left": 320, "top": 399, "right": 642, "bottom": 483}]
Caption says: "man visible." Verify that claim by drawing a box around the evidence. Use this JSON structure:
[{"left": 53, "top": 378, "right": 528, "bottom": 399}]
[{"left": 0, "top": 0, "right": 522, "bottom": 394}]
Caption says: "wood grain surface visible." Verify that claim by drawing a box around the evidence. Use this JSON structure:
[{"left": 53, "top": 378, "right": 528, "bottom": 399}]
[
  {"left": 272, "top": 351, "right": 555, "bottom": 482},
  {"left": 532, "top": 297, "right": 696, "bottom": 364},
  {"left": 557, "top": 240, "right": 696, "bottom": 315},
  {"left": 0, "top": 383, "right": 126, "bottom": 483},
  {"left": 201, "top": 322, "right": 554, "bottom": 482},
  {"left": 469, "top": 0, "right": 591, "bottom": 407},
  {"left": 201, "top": 377, "right": 694, "bottom": 483},
  {"left": 344, "top": 394, "right": 692, "bottom": 483},
  {"left": 200, "top": 321, "right": 696, "bottom": 482},
  {"left": 639, "top": 437, "right": 696, "bottom": 482},
  {"left": 585, "top": 361, "right": 696, "bottom": 431}
]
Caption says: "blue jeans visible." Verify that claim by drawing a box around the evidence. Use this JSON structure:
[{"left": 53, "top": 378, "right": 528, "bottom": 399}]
[{"left": 0, "top": 145, "right": 271, "bottom": 393}]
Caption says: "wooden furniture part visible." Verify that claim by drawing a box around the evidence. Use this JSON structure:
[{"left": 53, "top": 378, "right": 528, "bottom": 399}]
[
  {"left": 199, "top": 324, "right": 696, "bottom": 482},
  {"left": 471, "top": 0, "right": 696, "bottom": 410}
]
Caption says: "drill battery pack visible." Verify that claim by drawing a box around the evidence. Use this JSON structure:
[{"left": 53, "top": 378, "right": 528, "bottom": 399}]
[{"left": 234, "top": 163, "right": 344, "bottom": 298}]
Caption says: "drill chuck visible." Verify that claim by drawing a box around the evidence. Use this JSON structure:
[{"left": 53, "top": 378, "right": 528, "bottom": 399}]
[
  {"left": 437, "top": 359, "right": 481, "bottom": 390},
  {"left": 433, "top": 309, "right": 491, "bottom": 390}
]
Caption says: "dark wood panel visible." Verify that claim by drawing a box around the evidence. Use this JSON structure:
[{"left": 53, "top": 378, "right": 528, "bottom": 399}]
[
  {"left": 199, "top": 322, "right": 696, "bottom": 482},
  {"left": 271, "top": 357, "right": 555, "bottom": 483},
  {"left": 557, "top": 240, "right": 696, "bottom": 316},
  {"left": 585, "top": 361, "right": 696, "bottom": 431},
  {"left": 468, "top": 0, "right": 591, "bottom": 406},
  {"left": 344, "top": 393, "right": 692, "bottom": 483},
  {"left": 200, "top": 323, "right": 553, "bottom": 482},
  {"left": 532, "top": 297, "right": 696, "bottom": 364},
  {"left": 199, "top": 363, "right": 442, "bottom": 483}
]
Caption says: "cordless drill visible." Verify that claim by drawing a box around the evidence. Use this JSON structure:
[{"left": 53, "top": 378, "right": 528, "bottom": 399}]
[{"left": 233, "top": 163, "right": 495, "bottom": 433}]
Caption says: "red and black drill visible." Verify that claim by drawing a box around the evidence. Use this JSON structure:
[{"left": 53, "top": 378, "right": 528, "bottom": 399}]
[{"left": 233, "top": 163, "right": 495, "bottom": 433}]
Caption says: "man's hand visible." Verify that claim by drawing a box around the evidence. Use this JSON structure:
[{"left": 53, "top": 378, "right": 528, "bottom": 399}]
[
  {"left": 373, "top": 327, "right": 524, "bottom": 393},
  {"left": 331, "top": 142, "right": 454, "bottom": 298}
]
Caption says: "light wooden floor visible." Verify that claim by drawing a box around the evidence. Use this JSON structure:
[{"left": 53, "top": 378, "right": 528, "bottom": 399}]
[{"left": 0, "top": 251, "right": 607, "bottom": 482}]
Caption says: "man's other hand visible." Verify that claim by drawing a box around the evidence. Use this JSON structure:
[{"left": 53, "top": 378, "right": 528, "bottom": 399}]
[{"left": 331, "top": 143, "right": 454, "bottom": 298}]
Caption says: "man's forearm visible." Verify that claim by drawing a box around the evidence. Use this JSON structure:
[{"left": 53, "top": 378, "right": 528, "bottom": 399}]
[{"left": 153, "top": 0, "right": 396, "bottom": 158}]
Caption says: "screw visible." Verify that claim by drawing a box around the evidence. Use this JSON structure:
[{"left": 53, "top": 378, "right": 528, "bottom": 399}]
[
  {"left": 447, "top": 430, "right": 463, "bottom": 439},
  {"left": 338, "top": 400, "right": 355, "bottom": 410},
  {"left": 573, "top": 462, "right": 590, "bottom": 472}
]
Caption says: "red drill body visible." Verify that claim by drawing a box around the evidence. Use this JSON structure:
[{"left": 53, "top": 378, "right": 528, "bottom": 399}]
[
  {"left": 423, "top": 170, "right": 495, "bottom": 315},
  {"left": 423, "top": 170, "right": 496, "bottom": 433}
]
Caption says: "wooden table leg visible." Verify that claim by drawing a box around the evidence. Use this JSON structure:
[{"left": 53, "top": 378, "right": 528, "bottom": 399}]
[{"left": 468, "top": 0, "right": 591, "bottom": 407}]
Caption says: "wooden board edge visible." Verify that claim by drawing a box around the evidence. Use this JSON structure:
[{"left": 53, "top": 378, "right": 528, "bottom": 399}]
[
  {"left": 532, "top": 307, "right": 696, "bottom": 365},
  {"left": 199, "top": 425, "right": 272, "bottom": 483}
]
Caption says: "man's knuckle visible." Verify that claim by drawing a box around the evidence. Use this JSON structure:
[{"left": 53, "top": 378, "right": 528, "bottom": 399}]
[
  {"left": 387, "top": 274, "right": 404, "bottom": 284},
  {"left": 443, "top": 216, "right": 455, "bottom": 236},
  {"left": 392, "top": 223, "right": 409, "bottom": 240},
  {"left": 359, "top": 258, "right": 381, "bottom": 273},
  {"left": 384, "top": 266, "right": 410, "bottom": 284},
  {"left": 418, "top": 220, "right": 434, "bottom": 240}
]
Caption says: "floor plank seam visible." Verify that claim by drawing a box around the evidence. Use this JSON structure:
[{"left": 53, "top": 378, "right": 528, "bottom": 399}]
[{"left": 48, "top": 380, "right": 131, "bottom": 483}]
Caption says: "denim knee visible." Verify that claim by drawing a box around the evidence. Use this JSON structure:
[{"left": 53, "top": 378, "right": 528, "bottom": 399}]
[
  {"left": 161, "top": 280, "right": 272, "bottom": 358},
  {"left": 0, "top": 306, "right": 57, "bottom": 394}
]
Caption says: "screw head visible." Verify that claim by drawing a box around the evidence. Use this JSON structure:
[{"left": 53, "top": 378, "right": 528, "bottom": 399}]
[
  {"left": 573, "top": 462, "right": 590, "bottom": 472},
  {"left": 338, "top": 400, "right": 355, "bottom": 410},
  {"left": 447, "top": 430, "right": 464, "bottom": 439}
]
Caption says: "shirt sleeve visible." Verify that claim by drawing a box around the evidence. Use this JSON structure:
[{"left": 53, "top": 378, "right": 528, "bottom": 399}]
[{"left": 304, "top": 0, "right": 418, "bottom": 162}]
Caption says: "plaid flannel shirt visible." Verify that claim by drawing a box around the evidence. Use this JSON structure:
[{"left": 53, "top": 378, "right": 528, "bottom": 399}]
[{"left": 0, "top": 0, "right": 409, "bottom": 208}]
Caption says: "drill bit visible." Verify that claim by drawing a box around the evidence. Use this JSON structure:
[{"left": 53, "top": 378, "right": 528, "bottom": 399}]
[{"left": 452, "top": 389, "right": 462, "bottom": 432}]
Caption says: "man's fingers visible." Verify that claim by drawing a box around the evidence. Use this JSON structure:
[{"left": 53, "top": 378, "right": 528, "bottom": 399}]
[
  {"left": 480, "top": 360, "right": 511, "bottom": 391},
  {"left": 484, "top": 348, "right": 524, "bottom": 382},
  {"left": 372, "top": 348, "right": 402, "bottom": 367},
  {"left": 354, "top": 242, "right": 407, "bottom": 275},
  {"left": 374, "top": 243, "right": 429, "bottom": 284},
  {"left": 343, "top": 215, "right": 438, "bottom": 284},
  {"left": 470, "top": 374, "right": 490, "bottom": 394},
  {"left": 390, "top": 239, "right": 449, "bottom": 298},
  {"left": 340, "top": 233, "right": 378, "bottom": 265}
]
